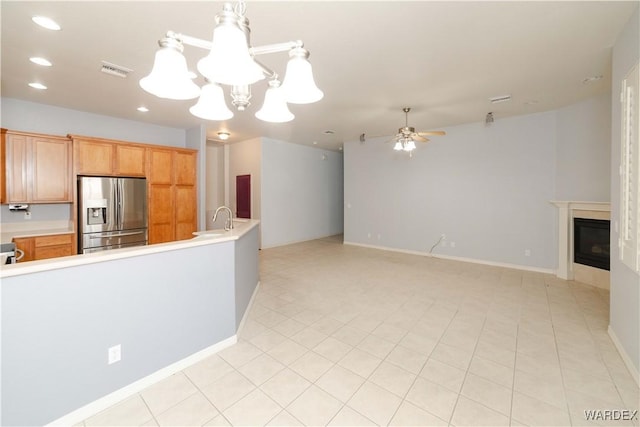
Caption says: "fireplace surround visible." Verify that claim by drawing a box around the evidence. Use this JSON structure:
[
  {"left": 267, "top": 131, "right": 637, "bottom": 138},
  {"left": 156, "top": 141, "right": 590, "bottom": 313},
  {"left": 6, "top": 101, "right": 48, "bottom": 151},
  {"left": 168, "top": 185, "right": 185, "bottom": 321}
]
[{"left": 551, "top": 201, "right": 611, "bottom": 289}]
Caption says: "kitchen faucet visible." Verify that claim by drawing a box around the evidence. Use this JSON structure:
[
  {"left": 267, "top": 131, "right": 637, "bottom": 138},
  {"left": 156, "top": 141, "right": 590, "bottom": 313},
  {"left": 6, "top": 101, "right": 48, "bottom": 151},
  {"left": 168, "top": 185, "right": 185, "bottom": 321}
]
[{"left": 212, "top": 206, "right": 234, "bottom": 231}]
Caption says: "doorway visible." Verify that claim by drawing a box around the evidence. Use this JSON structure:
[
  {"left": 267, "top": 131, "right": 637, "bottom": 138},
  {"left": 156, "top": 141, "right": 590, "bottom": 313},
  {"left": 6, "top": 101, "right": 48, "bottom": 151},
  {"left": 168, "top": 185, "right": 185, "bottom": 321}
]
[{"left": 236, "top": 174, "right": 251, "bottom": 218}]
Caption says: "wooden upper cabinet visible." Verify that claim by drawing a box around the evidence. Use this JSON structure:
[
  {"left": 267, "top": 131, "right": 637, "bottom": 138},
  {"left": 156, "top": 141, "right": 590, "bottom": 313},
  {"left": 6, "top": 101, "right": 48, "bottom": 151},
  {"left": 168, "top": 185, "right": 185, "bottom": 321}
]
[
  {"left": 115, "top": 144, "right": 146, "bottom": 176},
  {"left": 3, "top": 132, "right": 29, "bottom": 202},
  {"left": 175, "top": 151, "right": 197, "bottom": 186},
  {"left": 147, "top": 148, "right": 173, "bottom": 185},
  {"left": 31, "top": 136, "right": 73, "bottom": 202},
  {"left": 74, "top": 138, "right": 114, "bottom": 175},
  {"left": 72, "top": 136, "right": 145, "bottom": 177},
  {"left": 1, "top": 130, "right": 72, "bottom": 203}
]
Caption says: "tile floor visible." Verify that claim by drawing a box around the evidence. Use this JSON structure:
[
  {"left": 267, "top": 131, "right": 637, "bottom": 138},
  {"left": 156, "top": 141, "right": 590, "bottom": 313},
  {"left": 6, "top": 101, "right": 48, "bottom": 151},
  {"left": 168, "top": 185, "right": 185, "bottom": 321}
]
[{"left": 82, "top": 236, "right": 638, "bottom": 426}]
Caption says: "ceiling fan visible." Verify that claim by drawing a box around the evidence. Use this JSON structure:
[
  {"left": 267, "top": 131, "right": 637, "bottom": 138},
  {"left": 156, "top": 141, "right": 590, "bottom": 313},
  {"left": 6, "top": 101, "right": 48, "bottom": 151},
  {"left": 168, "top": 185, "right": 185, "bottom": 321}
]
[{"left": 392, "top": 107, "right": 445, "bottom": 153}]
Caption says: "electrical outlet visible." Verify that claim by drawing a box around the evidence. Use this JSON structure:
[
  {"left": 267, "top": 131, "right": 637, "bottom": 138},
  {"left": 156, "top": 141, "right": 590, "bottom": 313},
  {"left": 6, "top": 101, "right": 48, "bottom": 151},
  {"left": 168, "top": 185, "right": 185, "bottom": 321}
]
[
  {"left": 108, "top": 344, "right": 121, "bottom": 365},
  {"left": 24, "top": 211, "right": 31, "bottom": 220},
  {"left": 450, "top": 241, "right": 456, "bottom": 248},
  {"left": 525, "top": 249, "right": 531, "bottom": 256}
]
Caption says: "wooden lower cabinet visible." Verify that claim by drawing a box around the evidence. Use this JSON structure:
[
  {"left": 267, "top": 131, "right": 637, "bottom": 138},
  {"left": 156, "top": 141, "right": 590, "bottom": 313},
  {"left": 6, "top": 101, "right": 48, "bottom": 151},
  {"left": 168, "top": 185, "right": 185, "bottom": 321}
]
[
  {"left": 13, "top": 233, "right": 73, "bottom": 262},
  {"left": 12, "top": 237, "right": 34, "bottom": 262}
]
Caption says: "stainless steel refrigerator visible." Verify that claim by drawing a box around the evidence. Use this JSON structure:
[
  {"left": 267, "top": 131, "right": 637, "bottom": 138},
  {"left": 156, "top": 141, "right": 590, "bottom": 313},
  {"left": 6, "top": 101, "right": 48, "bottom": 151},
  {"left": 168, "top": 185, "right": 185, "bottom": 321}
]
[{"left": 78, "top": 176, "right": 148, "bottom": 254}]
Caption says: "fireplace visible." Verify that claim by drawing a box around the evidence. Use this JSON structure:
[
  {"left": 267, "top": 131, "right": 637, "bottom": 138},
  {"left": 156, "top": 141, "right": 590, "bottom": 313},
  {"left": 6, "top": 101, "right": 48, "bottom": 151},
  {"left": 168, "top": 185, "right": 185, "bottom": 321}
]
[{"left": 574, "top": 218, "right": 610, "bottom": 271}]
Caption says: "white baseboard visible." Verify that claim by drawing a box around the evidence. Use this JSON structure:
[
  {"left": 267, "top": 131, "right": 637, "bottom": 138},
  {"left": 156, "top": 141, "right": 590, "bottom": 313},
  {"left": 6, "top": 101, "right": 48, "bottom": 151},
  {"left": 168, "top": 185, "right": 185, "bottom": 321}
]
[
  {"left": 343, "top": 241, "right": 554, "bottom": 274},
  {"left": 46, "top": 336, "right": 238, "bottom": 427},
  {"left": 260, "top": 233, "right": 342, "bottom": 249},
  {"left": 237, "top": 281, "right": 261, "bottom": 335},
  {"left": 608, "top": 325, "right": 640, "bottom": 388}
]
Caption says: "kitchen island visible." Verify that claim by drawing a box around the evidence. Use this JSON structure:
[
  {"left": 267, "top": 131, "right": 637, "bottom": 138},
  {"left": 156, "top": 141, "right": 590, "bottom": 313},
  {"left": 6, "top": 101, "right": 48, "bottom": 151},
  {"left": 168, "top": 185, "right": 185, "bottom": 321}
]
[{"left": 0, "top": 220, "right": 260, "bottom": 427}]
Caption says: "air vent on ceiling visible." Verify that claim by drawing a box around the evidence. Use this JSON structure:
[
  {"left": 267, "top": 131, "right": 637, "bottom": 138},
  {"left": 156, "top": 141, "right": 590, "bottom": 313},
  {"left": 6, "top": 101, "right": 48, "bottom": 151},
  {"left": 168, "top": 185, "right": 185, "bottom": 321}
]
[
  {"left": 489, "top": 94, "right": 512, "bottom": 104},
  {"left": 100, "top": 61, "right": 133, "bottom": 78}
]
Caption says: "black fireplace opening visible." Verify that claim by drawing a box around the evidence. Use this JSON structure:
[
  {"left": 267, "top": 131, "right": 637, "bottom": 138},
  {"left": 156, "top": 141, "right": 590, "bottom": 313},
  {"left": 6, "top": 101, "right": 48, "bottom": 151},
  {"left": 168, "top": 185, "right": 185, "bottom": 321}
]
[{"left": 574, "top": 218, "right": 610, "bottom": 271}]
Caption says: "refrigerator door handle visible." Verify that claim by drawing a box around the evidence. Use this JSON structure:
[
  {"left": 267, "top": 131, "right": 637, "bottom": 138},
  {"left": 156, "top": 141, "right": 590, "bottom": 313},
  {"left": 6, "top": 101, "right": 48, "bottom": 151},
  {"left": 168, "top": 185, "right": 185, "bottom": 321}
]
[
  {"left": 111, "top": 179, "right": 119, "bottom": 230},
  {"left": 116, "top": 178, "right": 122, "bottom": 230}
]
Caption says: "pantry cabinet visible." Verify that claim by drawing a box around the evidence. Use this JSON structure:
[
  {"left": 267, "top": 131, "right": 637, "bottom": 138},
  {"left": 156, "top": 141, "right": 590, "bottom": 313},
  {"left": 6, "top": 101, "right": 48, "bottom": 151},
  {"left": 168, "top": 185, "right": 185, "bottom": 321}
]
[
  {"left": 1, "top": 129, "right": 72, "bottom": 203},
  {"left": 147, "top": 148, "right": 197, "bottom": 244}
]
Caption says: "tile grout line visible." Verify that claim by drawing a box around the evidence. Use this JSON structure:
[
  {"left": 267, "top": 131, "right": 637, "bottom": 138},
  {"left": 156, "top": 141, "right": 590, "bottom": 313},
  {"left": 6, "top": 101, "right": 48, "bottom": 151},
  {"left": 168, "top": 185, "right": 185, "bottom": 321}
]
[
  {"left": 445, "top": 309, "right": 488, "bottom": 427},
  {"left": 545, "top": 275, "right": 574, "bottom": 426}
]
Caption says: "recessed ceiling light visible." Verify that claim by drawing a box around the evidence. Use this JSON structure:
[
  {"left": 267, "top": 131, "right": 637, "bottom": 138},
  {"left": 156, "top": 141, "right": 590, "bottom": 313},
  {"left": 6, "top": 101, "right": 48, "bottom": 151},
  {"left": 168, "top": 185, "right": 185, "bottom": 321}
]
[
  {"left": 313, "top": 141, "right": 318, "bottom": 145},
  {"left": 137, "top": 106, "right": 149, "bottom": 112},
  {"left": 28, "top": 82, "right": 47, "bottom": 90},
  {"left": 217, "top": 131, "right": 230, "bottom": 141},
  {"left": 31, "top": 16, "right": 61, "bottom": 31},
  {"left": 29, "top": 57, "right": 52, "bottom": 67}
]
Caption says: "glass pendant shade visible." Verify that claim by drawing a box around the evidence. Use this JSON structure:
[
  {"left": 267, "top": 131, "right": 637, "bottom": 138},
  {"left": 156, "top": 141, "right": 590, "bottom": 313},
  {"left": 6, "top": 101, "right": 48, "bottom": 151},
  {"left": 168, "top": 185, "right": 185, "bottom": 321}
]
[
  {"left": 404, "top": 139, "right": 416, "bottom": 151},
  {"left": 197, "top": 20, "right": 264, "bottom": 86},
  {"left": 280, "top": 48, "right": 323, "bottom": 104},
  {"left": 189, "top": 82, "right": 233, "bottom": 121},
  {"left": 255, "top": 80, "right": 294, "bottom": 123},
  {"left": 140, "top": 41, "right": 200, "bottom": 100},
  {"left": 393, "top": 141, "right": 403, "bottom": 151}
]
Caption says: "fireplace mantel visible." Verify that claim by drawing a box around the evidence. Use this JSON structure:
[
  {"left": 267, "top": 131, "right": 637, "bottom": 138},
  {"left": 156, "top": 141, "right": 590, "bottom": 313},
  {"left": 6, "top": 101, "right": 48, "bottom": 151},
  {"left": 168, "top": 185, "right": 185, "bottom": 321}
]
[{"left": 550, "top": 201, "right": 611, "bottom": 285}]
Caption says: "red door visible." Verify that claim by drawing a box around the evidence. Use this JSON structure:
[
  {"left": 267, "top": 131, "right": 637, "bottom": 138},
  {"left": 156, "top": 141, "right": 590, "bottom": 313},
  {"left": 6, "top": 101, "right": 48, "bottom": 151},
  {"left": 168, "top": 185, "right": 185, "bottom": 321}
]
[{"left": 236, "top": 174, "right": 251, "bottom": 218}]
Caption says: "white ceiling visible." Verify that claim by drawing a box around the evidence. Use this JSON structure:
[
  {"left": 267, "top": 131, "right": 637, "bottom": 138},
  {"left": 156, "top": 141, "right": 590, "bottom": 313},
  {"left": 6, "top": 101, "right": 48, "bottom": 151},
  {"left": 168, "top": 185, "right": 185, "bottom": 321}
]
[{"left": 1, "top": 1, "right": 637, "bottom": 151}]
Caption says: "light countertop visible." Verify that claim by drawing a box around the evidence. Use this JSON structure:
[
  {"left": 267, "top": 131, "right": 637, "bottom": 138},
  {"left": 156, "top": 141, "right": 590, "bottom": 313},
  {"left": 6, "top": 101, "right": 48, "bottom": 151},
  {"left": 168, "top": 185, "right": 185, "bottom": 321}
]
[
  {"left": 0, "top": 221, "right": 74, "bottom": 244},
  {"left": 0, "top": 219, "right": 260, "bottom": 278}
]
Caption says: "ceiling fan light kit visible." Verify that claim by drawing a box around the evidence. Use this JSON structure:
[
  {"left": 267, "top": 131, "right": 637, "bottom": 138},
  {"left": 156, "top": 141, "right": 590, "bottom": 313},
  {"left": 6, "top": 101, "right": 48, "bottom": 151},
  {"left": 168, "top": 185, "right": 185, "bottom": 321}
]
[
  {"left": 392, "top": 107, "right": 445, "bottom": 155},
  {"left": 140, "top": 1, "right": 323, "bottom": 123}
]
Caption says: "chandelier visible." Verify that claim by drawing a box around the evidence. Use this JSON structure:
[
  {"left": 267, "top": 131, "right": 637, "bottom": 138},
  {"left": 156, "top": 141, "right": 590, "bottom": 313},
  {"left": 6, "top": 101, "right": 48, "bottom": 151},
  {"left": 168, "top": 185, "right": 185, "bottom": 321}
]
[{"left": 139, "top": 1, "right": 323, "bottom": 123}]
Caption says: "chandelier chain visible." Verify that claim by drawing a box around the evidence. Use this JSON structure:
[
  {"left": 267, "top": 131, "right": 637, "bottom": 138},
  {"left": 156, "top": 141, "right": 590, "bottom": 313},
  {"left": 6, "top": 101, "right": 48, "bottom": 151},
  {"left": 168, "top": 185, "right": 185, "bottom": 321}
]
[{"left": 234, "top": 1, "right": 247, "bottom": 18}]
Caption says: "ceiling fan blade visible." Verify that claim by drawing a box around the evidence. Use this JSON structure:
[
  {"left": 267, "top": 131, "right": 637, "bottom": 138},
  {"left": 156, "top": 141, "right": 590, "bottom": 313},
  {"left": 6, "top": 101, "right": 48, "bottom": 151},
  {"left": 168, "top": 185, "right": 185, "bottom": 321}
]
[
  {"left": 384, "top": 135, "right": 399, "bottom": 143},
  {"left": 412, "top": 134, "right": 429, "bottom": 142},
  {"left": 418, "top": 130, "right": 446, "bottom": 136}
]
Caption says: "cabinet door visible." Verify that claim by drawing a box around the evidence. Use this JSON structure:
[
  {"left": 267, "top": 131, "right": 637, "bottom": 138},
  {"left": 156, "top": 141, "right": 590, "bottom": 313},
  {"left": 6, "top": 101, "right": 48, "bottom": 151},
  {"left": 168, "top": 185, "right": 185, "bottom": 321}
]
[
  {"left": 75, "top": 139, "right": 114, "bottom": 175},
  {"left": 175, "top": 185, "right": 197, "bottom": 240},
  {"left": 116, "top": 144, "right": 146, "bottom": 176},
  {"left": 12, "top": 237, "right": 34, "bottom": 262},
  {"left": 174, "top": 151, "right": 197, "bottom": 186},
  {"left": 147, "top": 149, "right": 173, "bottom": 184},
  {"left": 148, "top": 184, "right": 174, "bottom": 244},
  {"left": 35, "top": 245, "right": 73, "bottom": 260},
  {"left": 4, "top": 133, "right": 29, "bottom": 203},
  {"left": 35, "top": 235, "right": 73, "bottom": 260},
  {"left": 31, "top": 136, "right": 72, "bottom": 202}
]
